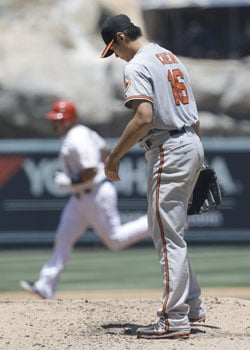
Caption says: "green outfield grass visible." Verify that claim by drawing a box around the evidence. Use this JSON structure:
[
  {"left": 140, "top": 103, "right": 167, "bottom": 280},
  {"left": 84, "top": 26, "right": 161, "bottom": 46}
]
[{"left": 0, "top": 245, "right": 249, "bottom": 293}]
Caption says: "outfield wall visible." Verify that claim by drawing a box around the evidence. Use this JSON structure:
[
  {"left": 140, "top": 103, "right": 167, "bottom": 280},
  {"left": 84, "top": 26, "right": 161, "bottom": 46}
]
[{"left": 0, "top": 138, "right": 249, "bottom": 246}]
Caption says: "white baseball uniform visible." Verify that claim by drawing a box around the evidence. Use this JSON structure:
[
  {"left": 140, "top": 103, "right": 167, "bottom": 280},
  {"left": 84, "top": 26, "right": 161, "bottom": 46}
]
[
  {"left": 32, "top": 124, "right": 150, "bottom": 299},
  {"left": 124, "top": 43, "right": 205, "bottom": 332}
]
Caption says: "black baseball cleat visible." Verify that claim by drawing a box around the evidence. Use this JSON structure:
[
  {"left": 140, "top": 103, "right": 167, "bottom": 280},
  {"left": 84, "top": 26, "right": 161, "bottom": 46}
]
[
  {"left": 19, "top": 280, "right": 47, "bottom": 299},
  {"left": 189, "top": 316, "right": 206, "bottom": 323},
  {"left": 136, "top": 323, "right": 190, "bottom": 339}
]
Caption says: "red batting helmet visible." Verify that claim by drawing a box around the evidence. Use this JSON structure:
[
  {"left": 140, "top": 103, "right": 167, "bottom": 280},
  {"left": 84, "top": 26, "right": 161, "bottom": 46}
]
[{"left": 46, "top": 100, "right": 77, "bottom": 121}]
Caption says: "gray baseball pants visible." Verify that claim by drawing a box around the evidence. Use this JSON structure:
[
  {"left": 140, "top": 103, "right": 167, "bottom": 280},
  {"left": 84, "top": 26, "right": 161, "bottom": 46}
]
[{"left": 145, "top": 127, "right": 205, "bottom": 332}]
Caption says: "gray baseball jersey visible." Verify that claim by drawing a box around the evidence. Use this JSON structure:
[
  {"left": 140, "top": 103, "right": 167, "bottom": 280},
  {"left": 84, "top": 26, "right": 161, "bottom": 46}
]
[{"left": 124, "top": 43, "right": 199, "bottom": 137}]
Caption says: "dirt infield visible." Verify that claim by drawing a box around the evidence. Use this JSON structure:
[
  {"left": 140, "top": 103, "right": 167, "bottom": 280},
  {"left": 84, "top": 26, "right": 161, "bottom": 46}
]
[{"left": 1, "top": 289, "right": 250, "bottom": 350}]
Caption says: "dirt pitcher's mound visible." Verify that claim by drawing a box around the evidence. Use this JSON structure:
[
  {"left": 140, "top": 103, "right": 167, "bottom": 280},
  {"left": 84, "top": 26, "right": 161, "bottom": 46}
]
[{"left": 0, "top": 297, "right": 250, "bottom": 350}]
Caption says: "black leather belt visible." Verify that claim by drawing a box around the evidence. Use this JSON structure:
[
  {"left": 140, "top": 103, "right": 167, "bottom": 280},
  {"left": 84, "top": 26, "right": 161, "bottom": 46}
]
[
  {"left": 144, "top": 127, "right": 186, "bottom": 150},
  {"left": 169, "top": 126, "right": 186, "bottom": 136}
]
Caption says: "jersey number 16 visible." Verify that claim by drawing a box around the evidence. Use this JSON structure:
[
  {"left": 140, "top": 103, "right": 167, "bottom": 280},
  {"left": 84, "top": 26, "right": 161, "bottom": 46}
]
[{"left": 168, "top": 69, "right": 189, "bottom": 106}]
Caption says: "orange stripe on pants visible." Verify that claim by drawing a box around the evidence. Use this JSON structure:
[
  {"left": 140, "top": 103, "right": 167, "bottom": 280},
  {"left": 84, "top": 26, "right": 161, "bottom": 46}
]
[{"left": 155, "top": 145, "right": 169, "bottom": 330}]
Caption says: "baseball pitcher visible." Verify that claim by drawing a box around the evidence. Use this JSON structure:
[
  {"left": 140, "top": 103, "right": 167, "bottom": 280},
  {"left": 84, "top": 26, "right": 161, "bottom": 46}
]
[{"left": 100, "top": 14, "right": 206, "bottom": 339}]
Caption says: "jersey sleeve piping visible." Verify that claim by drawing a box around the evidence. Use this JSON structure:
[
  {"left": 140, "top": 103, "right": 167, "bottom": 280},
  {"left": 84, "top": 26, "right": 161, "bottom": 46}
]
[{"left": 124, "top": 95, "right": 153, "bottom": 108}]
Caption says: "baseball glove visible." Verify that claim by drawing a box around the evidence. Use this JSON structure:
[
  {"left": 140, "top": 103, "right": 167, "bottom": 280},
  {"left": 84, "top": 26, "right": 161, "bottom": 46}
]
[{"left": 187, "top": 166, "right": 222, "bottom": 215}]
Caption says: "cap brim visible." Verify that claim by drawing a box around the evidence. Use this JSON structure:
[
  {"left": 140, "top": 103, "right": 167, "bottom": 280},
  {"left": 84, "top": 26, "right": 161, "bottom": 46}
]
[{"left": 100, "top": 39, "right": 114, "bottom": 58}]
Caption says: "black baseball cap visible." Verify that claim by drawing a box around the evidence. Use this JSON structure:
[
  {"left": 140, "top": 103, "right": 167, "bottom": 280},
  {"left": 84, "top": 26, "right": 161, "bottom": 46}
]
[{"left": 100, "top": 14, "right": 134, "bottom": 58}]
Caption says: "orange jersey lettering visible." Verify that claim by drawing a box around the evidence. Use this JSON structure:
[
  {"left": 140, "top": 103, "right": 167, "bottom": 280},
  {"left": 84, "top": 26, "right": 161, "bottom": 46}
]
[{"left": 155, "top": 51, "right": 178, "bottom": 65}]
